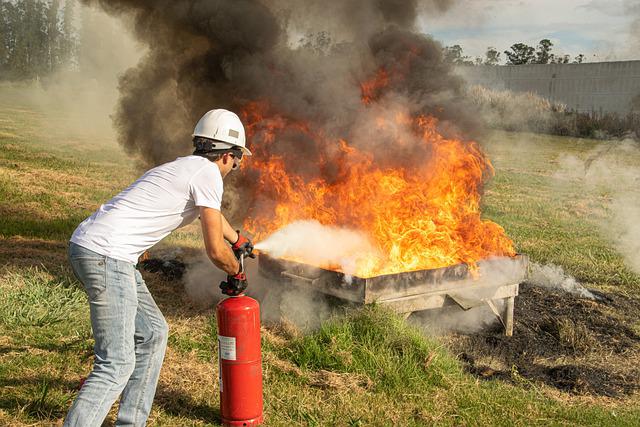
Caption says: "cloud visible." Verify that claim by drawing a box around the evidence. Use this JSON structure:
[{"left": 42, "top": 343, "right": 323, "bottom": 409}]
[
  {"left": 579, "top": 0, "right": 627, "bottom": 16},
  {"left": 419, "top": 0, "right": 637, "bottom": 61}
]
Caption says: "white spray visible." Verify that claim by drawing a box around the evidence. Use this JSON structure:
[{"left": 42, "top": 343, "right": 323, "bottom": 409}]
[
  {"left": 253, "top": 220, "right": 380, "bottom": 276},
  {"left": 182, "top": 220, "right": 380, "bottom": 329}
]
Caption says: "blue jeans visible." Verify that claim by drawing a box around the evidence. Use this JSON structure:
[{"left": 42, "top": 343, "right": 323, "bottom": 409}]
[{"left": 64, "top": 243, "right": 169, "bottom": 427}]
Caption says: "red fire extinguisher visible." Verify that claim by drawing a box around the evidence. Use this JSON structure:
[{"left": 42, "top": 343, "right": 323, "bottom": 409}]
[{"left": 217, "top": 254, "right": 263, "bottom": 426}]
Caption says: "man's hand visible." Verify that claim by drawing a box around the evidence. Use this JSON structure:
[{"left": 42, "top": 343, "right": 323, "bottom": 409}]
[
  {"left": 232, "top": 231, "right": 255, "bottom": 259},
  {"left": 220, "top": 271, "right": 248, "bottom": 296}
]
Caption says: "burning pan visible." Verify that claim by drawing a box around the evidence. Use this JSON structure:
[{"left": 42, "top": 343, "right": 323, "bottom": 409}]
[{"left": 258, "top": 253, "right": 529, "bottom": 336}]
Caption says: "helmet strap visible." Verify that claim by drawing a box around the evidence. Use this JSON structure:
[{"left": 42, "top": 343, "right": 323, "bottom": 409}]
[
  {"left": 193, "top": 137, "right": 224, "bottom": 152},
  {"left": 193, "top": 137, "right": 243, "bottom": 158}
]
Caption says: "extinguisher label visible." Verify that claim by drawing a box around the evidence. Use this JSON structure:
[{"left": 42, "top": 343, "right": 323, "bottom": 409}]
[
  {"left": 218, "top": 335, "right": 237, "bottom": 360},
  {"left": 218, "top": 346, "right": 223, "bottom": 393}
]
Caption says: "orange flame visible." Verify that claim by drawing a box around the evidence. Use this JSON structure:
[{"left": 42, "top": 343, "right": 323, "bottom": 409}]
[
  {"left": 360, "top": 68, "right": 389, "bottom": 105},
  {"left": 240, "top": 101, "right": 514, "bottom": 278}
]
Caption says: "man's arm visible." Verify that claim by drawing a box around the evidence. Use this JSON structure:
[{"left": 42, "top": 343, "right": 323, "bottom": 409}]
[
  {"left": 221, "top": 212, "right": 255, "bottom": 259},
  {"left": 200, "top": 207, "right": 240, "bottom": 275},
  {"left": 220, "top": 214, "right": 239, "bottom": 243}
]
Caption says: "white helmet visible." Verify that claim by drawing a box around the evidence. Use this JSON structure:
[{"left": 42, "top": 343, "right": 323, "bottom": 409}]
[{"left": 192, "top": 109, "right": 252, "bottom": 156}]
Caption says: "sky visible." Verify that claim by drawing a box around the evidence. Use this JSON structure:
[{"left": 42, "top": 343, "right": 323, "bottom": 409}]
[{"left": 418, "top": 0, "right": 639, "bottom": 63}]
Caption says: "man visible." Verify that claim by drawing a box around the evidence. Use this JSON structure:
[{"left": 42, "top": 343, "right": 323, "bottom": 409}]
[{"left": 64, "top": 109, "right": 254, "bottom": 426}]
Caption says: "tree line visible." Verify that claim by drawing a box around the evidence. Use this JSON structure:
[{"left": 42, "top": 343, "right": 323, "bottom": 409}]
[
  {"left": 445, "top": 39, "right": 585, "bottom": 66},
  {"left": 0, "top": 0, "right": 77, "bottom": 80}
]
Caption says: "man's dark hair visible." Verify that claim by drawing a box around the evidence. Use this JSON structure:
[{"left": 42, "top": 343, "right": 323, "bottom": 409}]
[{"left": 194, "top": 150, "right": 224, "bottom": 162}]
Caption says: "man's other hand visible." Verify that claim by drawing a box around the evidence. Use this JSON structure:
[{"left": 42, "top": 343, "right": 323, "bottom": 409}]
[{"left": 232, "top": 232, "right": 255, "bottom": 259}]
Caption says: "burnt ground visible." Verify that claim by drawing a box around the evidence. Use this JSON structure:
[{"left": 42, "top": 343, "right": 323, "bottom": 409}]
[
  {"left": 139, "top": 258, "right": 187, "bottom": 281},
  {"left": 446, "top": 283, "right": 640, "bottom": 398}
]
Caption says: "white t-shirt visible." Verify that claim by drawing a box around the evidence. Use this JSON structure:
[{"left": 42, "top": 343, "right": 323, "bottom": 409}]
[{"left": 71, "top": 155, "right": 223, "bottom": 264}]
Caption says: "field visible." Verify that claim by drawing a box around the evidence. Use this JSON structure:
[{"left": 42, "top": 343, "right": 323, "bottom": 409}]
[{"left": 1, "top": 92, "right": 640, "bottom": 426}]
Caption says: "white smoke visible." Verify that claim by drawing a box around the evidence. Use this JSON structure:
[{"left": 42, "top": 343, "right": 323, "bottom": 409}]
[
  {"left": 611, "top": 198, "right": 640, "bottom": 274},
  {"left": 528, "top": 263, "right": 596, "bottom": 300},
  {"left": 182, "top": 254, "right": 226, "bottom": 306},
  {"left": 254, "top": 220, "right": 380, "bottom": 276},
  {"left": 556, "top": 140, "right": 640, "bottom": 276},
  {"left": 182, "top": 249, "right": 334, "bottom": 330}
]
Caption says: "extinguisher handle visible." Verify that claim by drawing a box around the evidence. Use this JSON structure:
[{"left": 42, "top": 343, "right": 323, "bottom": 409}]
[
  {"left": 220, "top": 254, "right": 248, "bottom": 296},
  {"left": 219, "top": 274, "right": 248, "bottom": 296}
]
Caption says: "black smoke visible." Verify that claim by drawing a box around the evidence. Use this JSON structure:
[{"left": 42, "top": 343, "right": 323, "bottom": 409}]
[
  {"left": 80, "top": 0, "right": 480, "bottom": 221},
  {"left": 80, "top": 0, "right": 472, "bottom": 158}
]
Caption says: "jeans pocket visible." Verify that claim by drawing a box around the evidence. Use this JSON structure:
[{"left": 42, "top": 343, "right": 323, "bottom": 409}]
[{"left": 70, "top": 256, "right": 107, "bottom": 301}]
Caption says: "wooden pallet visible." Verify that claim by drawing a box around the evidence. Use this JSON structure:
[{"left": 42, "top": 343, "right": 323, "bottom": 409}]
[{"left": 259, "top": 254, "right": 529, "bottom": 336}]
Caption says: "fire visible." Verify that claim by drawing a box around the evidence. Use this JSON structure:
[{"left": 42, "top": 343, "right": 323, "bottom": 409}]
[
  {"left": 240, "top": 101, "right": 515, "bottom": 278},
  {"left": 360, "top": 68, "right": 389, "bottom": 105}
]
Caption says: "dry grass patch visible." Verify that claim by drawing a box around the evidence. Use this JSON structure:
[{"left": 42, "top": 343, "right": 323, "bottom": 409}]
[
  {"left": 544, "top": 317, "right": 598, "bottom": 354},
  {"left": 0, "top": 412, "right": 32, "bottom": 427},
  {"left": 153, "top": 346, "right": 219, "bottom": 424},
  {"left": 263, "top": 319, "right": 302, "bottom": 344},
  {"left": 264, "top": 354, "right": 305, "bottom": 378},
  {"left": 308, "top": 369, "right": 373, "bottom": 393},
  {"left": 0, "top": 202, "right": 84, "bottom": 223},
  {"left": 0, "top": 237, "right": 67, "bottom": 271},
  {"left": 1, "top": 164, "right": 110, "bottom": 200},
  {"left": 168, "top": 317, "right": 212, "bottom": 343},
  {"left": 158, "top": 346, "right": 217, "bottom": 401}
]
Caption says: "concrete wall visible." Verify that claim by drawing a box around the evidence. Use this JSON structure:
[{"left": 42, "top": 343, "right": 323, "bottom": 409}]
[{"left": 457, "top": 61, "right": 640, "bottom": 116}]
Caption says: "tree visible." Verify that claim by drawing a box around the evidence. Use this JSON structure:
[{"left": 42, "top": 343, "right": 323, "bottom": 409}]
[
  {"left": 0, "top": 3, "right": 8, "bottom": 74},
  {"left": 0, "top": 0, "right": 79, "bottom": 80},
  {"left": 60, "top": 0, "right": 77, "bottom": 70},
  {"left": 535, "top": 39, "right": 553, "bottom": 64},
  {"left": 46, "top": 0, "right": 61, "bottom": 73},
  {"left": 1, "top": 2, "right": 20, "bottom": 77},
  {"left": 1, "top": 0, "right": 47, "bottom": 79},
  {"left": 484, "top": 47, "right": 501, "bottom": 65},
  {"left": 443, "top": 44, "right": 474, "bottom": 65},
  {"left": 550, "top": 54, "right": 570, "bottom": 64},
  {"left": 12, "top": 0, "right": 37, "bottom": 78},
  {"left": 504, "top": 43, "right": 535, "bottom": 65},
  {"left": 573, "top": 54, "right": 585, "bottom": 64}
]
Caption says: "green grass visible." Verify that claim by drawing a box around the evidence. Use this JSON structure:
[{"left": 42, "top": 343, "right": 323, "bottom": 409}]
[
  {"left": 168, "top": 316, "right": 217, "bottom": 362},
  {"left": 1, "top": 99, "right": 640, "bottom": 425},
  {"left": 286, "top": 307, "right": 455, "bottom": 392},
  {"left": 266, "top": 307, "right": 640, "bottom": 426},
  {"left": 0, "top": 267, "right": 92, "bottom": 423},
  {"left": 0, "top": 100, "right": 138, "bottom": 241}
]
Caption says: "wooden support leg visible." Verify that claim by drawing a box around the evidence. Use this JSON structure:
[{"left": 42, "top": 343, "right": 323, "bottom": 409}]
[{"left": 504, "top": 296, "right": 515, "bottom": 337}]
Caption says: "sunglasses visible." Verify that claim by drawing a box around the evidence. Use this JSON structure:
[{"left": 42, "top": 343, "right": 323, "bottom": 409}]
[{"left": 228, "top": 149, "right": 243, "bottom": 169}]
